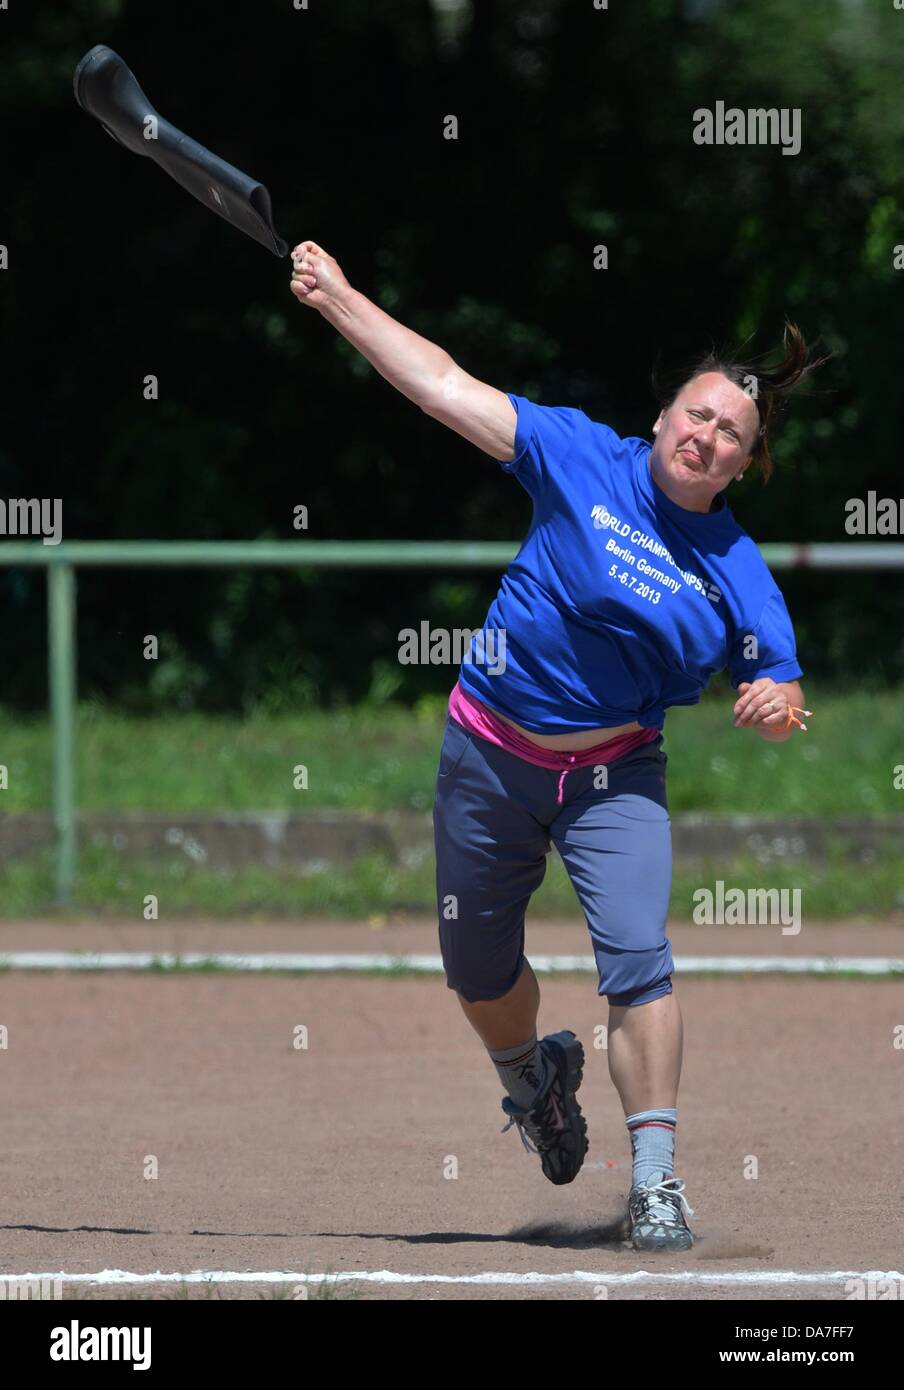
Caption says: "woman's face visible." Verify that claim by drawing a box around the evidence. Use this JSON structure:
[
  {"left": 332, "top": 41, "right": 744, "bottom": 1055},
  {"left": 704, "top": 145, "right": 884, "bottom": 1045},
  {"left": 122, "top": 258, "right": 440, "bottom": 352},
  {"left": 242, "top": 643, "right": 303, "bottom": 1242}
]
[{"left": 649, "top": 371, "right": 760, "bottom": 514}]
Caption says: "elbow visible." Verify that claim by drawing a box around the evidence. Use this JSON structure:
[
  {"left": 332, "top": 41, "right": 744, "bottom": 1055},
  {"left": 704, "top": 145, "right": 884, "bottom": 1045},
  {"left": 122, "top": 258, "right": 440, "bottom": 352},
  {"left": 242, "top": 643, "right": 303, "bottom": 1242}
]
[{"left": 420, "top": 365, "right": 459, "bottom": 418}]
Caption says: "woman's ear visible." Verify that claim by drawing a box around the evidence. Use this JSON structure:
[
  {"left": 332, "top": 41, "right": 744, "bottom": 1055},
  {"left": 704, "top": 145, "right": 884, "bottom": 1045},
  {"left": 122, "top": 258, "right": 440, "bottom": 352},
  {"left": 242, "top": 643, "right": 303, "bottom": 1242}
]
[{"left": 652, "top": 409, "right": 665, "bottom": 436}]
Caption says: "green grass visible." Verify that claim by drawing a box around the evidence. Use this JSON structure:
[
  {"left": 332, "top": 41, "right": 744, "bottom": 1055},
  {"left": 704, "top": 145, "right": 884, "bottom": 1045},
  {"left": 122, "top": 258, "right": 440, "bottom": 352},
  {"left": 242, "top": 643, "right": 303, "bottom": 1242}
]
[
  {"left": 0, "top": 684, "right": 901, "bottom": 816},
  {"left": 1, "top": 837, "right": 900, "bottom": 919},
  {"left": 1, "top": 688, "right": 900, "bottom": 918}
]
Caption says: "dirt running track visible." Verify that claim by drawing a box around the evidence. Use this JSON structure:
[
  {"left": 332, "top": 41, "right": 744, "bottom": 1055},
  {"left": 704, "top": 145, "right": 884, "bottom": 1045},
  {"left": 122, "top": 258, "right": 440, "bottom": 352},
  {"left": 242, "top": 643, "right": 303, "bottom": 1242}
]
[{"left": 1, "top": 917, "right": 902, "bottom": 1301}]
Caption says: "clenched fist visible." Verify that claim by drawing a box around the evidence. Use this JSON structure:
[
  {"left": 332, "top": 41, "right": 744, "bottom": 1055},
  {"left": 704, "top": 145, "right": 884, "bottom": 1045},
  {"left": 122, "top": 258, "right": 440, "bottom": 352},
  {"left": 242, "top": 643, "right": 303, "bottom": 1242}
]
[{"left": 289, "top": 240, "right": 351, "bottom": 310}]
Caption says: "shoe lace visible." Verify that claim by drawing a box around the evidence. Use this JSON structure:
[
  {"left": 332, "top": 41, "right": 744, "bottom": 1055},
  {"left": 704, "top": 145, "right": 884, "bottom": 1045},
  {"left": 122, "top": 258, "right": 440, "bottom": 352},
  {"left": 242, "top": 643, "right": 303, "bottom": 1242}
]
[
  {"left": 501, "top": 1113, "right": 541, "bottom": 1155},
  {"left": 634, "top": 1176, "right": 695, "bottom": 1223},
  {"left": 500, "top": 1084, "right": 560, "bottom": 1155}
]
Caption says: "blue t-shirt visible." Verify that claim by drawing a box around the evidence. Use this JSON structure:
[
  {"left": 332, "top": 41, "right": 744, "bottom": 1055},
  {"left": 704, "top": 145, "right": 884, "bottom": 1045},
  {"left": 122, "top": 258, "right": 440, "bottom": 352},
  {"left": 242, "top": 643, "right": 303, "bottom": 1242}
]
[{"left": 458, "top": 393, "right": 804, "bottom": 734}]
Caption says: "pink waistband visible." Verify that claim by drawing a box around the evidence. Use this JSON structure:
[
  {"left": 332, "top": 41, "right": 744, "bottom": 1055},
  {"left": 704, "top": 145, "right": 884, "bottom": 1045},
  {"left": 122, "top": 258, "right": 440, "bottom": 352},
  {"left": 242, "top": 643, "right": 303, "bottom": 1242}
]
[{"left": 448, "top": 680, "right": 660, "bottom": 804}]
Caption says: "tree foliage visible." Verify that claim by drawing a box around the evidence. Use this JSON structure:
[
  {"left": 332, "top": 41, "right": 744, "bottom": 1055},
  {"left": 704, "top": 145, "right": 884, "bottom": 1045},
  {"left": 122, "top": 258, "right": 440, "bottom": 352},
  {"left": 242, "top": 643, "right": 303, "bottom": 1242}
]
[{"left": 1, "top": 0, "right": 901, "bottom": 709}]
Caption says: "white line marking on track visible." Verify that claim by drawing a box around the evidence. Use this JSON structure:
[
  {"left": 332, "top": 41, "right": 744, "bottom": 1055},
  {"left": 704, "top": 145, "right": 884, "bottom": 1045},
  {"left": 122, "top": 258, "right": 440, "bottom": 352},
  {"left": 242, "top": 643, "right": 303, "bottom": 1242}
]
[
  {"left": 0, "top": 952, "right": 902, "bottom": 975},
  {"left": 9, "top": 1268, "right": 904, "bottom": 1287}
]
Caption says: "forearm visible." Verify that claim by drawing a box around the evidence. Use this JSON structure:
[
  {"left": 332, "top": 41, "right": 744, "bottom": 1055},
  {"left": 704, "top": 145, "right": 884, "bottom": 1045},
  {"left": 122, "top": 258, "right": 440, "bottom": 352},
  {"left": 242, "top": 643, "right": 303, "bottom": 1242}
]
[{"left": 318, "top": 288, "right": 453, "bottom": 409}]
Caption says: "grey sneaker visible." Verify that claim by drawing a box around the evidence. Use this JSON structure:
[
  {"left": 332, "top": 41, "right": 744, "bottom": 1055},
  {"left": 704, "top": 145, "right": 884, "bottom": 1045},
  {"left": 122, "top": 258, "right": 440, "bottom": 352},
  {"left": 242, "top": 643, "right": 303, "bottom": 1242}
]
[
  {"left": 500, "top": 1030, "right": 588, "bottom": 1185},
  {"left": 627, "top": 1170, "right": 695, "bottom": 1251}
]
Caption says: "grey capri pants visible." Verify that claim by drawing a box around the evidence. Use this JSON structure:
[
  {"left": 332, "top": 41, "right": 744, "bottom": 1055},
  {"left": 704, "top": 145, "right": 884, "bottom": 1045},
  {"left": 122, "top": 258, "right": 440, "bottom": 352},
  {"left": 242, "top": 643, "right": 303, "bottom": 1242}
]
[{"left": 433, "top": 713, "right": 674, "bottom": 1006}]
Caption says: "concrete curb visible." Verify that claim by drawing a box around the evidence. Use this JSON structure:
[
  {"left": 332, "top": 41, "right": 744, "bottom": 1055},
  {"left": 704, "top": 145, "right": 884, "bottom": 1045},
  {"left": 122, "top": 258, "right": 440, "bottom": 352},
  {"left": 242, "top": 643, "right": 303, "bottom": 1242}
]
[{"left": 1, "top": 811, "right": 901, "bottom": 871}]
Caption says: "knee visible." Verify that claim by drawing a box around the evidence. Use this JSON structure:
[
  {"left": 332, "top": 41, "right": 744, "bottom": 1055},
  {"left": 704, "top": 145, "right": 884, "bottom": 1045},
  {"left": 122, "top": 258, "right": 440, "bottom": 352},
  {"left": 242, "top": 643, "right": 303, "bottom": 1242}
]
[
  {"left": 595, "top": 940, "right": 674, "bottom": 1006},
  {"left": 444, "top": 951, "right": 526, "bottom": 1005},
  {"left": 439, "top": 911, "right": 528, "bottom": 1005},
  {"left": 607, "top": 975, "right": 673, "bottom": 1007},
  {"left": 449, "top": 970, "right": 522, "bottom": 1005}
]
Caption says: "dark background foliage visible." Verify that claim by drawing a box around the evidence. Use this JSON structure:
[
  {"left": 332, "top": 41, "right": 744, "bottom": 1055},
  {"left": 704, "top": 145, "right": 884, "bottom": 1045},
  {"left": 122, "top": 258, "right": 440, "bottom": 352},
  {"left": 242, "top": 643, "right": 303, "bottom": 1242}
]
[{"left": 1, "top": 0, "right": 901, "bottom": 711}]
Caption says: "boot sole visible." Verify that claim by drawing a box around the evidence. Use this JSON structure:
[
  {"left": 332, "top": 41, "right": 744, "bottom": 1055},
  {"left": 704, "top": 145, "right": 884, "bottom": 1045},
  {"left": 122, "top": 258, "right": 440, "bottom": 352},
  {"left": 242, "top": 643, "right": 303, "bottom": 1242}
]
[
  {"left": 630, "top": 1229, "right": 694, "bottom": 1252},
  {"left": 539, "top": 1030, "right": 589, "bottom": 1185}
]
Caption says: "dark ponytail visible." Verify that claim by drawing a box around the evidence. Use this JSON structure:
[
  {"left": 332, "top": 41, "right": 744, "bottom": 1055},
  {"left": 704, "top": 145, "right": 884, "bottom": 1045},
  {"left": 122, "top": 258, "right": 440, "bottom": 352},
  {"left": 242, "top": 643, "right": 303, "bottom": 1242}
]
[{"left": 652, "top": 321, "right": 833, "bottom": 483}]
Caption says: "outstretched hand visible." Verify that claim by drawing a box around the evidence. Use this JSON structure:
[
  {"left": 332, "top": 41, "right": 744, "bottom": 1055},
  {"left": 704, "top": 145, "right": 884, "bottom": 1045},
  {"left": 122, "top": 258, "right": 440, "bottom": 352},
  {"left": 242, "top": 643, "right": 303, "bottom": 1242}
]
[{"left": 289, "top": 240, "right": 351, "bottom": 311}]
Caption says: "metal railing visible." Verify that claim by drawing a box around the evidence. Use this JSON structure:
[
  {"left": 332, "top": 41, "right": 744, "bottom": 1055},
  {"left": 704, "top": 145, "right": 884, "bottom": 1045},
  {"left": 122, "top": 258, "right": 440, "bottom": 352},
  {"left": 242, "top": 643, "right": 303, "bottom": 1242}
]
[{"left": 2, "top": 539, "right": 903, "bottom": 904}]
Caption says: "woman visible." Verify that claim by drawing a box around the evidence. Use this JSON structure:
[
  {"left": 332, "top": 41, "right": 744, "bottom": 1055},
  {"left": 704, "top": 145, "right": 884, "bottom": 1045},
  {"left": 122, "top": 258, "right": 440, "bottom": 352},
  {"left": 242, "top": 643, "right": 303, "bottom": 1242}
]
[{"left": 290, "top": 241, "right": 823, "bottom": 1251}]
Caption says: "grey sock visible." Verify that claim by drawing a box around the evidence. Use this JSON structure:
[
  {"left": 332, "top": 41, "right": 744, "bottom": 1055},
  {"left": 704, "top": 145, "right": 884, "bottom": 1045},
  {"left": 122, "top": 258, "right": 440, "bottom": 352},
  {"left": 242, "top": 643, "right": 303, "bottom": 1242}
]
[
  {"left": 488, "top": 1036, "right": 551, "bottom": 1109},
  {"left": 626, "top": 1108, "right": 677, "bottom": 1189}
]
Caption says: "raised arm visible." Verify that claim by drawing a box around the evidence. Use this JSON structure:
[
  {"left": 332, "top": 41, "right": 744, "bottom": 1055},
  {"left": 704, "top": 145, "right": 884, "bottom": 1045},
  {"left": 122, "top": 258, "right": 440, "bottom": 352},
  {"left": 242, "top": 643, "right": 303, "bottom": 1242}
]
[{"left": 289, "top": 241, "right": 517, "bottom": 462}]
